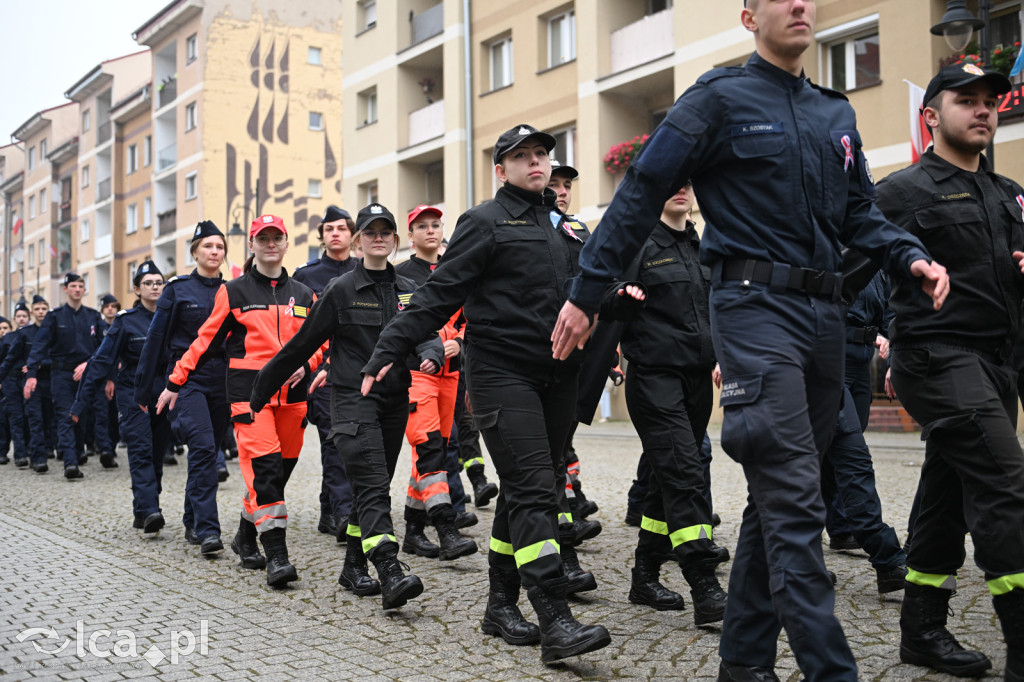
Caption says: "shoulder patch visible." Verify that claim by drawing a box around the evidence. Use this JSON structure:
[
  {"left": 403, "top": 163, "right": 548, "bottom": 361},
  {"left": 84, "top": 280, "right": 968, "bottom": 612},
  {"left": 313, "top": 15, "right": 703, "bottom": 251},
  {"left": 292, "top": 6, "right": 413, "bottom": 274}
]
[
  {"left": 166, "top": 274, "right": 189, "bottom": 285},
  {"left": 396, "top": 291, "right": 414, "bottom": 311},
  {"left": 697, "top": 66, "right": 745, "bottom": 85}
]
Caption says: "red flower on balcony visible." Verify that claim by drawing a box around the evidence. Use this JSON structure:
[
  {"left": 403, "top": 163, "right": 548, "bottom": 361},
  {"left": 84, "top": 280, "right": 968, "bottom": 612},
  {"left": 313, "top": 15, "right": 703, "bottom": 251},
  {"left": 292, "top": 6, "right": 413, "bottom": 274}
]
[{"left": 603, "top": 134, "right": 650, "bottom": 175}]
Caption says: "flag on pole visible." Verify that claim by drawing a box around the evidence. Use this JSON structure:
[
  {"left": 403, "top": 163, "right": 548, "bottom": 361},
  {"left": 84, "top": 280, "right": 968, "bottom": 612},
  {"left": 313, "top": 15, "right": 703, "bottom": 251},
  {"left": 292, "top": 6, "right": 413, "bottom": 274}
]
[
  {"left": 12, "top": 218, "right": 22, "bottom": 235},
  {"left": 1011, "top": 47, "right": 1024, "bottom": 78},
  {"left": 48, "top": 245, "right": 58, "bottom": 258},
  {"left": 905, "top": 80, "right": 932, "bottom": 164},
  {"left": 229, "top": 260, "right": 242, "bottom": 279}
]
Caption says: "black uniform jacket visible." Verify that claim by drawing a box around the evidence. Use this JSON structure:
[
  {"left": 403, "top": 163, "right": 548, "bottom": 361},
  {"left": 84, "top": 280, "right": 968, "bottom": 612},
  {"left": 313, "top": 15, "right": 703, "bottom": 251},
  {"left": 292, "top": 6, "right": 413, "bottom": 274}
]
[
  {"left": 250, "top": 262, "right": 444, "bottom": 411},
  {"left": 877, "top": 149, "right": 1024, "bottom": 360},
  {"left": 363, "top": 184, "right": 597, "bottom": 379}
]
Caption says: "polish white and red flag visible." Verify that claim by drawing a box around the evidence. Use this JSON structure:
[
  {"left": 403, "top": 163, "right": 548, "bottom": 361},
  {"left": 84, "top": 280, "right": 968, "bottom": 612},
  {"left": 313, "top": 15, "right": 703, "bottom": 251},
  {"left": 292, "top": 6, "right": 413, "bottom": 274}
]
[{"left": 905, "top": 80, "right": 933, "bottom": 164}]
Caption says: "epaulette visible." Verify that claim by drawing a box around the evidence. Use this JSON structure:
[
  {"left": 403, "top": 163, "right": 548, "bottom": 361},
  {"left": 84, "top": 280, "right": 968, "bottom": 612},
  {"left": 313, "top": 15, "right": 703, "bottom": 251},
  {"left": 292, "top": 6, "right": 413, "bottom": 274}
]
[
  {"left": 295, "top": 259, "right": 318, "bottom": 271},
  {"left": 165, "top": 274, "right": 189, "bottom": 285},
  {"left": 697, "top": 66, "right": 745, "bottom": 85},
  {"left": 809, "top": 81, "right": 849, "bottom": 101},
  {"left": 116, "top": 308, "right": 131, "bottom": 317}
]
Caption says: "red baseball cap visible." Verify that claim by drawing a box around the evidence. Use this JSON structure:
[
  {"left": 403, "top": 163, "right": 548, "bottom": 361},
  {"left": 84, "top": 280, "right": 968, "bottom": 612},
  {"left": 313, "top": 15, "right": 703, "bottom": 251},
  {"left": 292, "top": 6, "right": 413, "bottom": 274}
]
[
  {"left": 250, "top": 214, "right": 288, "bottom": 238},
  {"left": 407, "top": 205, "right": 443, "bottom": 227}
]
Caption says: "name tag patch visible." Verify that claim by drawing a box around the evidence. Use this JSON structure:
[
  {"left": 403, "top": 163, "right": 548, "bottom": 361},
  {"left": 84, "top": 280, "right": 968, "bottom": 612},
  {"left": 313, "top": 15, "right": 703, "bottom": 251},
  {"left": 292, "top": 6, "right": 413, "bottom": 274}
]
[
  {"left": 719, "top": 374, "right": 762, "bottom": 408},
  {"left": 732, "top": 122, "right": 784, "bottom": 137},
  {"left": 643, "top": 257, "right": 677, "bottom": 269}
]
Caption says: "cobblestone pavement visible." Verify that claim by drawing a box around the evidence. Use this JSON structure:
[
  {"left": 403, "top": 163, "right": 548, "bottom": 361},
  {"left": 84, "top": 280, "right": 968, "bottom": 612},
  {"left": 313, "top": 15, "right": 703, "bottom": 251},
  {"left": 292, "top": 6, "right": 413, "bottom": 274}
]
[{"left": 0, "top": 422, "right": 1010, "bottom": 680}]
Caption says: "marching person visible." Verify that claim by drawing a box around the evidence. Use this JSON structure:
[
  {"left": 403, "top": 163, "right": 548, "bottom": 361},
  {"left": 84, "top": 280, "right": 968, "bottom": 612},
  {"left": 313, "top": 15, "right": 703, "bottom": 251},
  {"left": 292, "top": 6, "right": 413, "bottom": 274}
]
[
  {"left": 293, "top": 205, "right": 359, "bottom": 539},
  {"left": 0, "top": 304, "right": 31, "bottom": 468},
  {"left": 361, "top": 125, "right": 641, "bottom": 663},
  {"left": 72, "top": 261, "right": 170, "bottom": 534},
  {"left": 551, "top": 1, "right": 948, "bottom": 678},
  {"left": 157, "top": 215, "right": 320, "bottom": 587},
  {"left": 98, "top": 293, "right": 122, "bottom": 453},
  {"left": 136, "top": 221, "right": 232, "bottom": 558},
  {"left": 252, "top": 203, "right": 443, "bottom": 609},
  {"left": 25, "top": 274, "right": 110, "bottom": 479},
  {"left": 396, "top": 204, "right": 477, "bottom": 562},
  {"left": 877, "top": 63, "right": 1024, "bottom": 680},
  {"left": 0, "top": 316, "right": 12, "bottom": 465}
]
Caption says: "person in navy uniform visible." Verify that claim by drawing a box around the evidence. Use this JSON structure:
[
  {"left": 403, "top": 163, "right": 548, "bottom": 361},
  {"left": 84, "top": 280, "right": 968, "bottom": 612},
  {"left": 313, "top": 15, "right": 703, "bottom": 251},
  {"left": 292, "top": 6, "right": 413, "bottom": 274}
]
[
  {"left": 98, "top": 292, "right": 122, "bottom": 453},
  {"left": 293, "top": 204, "right": 358, "bottom": 539},
  {"left": 72, "top": 261, "right": 171, "bottom": 534},
  {"left": 25, "top": 273, "right": 109, "bottom": 479},
  {"left": 4, "top": 297, "right": 53, "bottom": 472},
  {"left": 0, "top": 304, "right": 31, "bottom": 468},
  {"left": 135, "top": 221, "right": 231, "bottom": 557},
  {"left": 0, "top": 316, "right": 12, "bottom": 465},
  {"left": 551, "top": 1, "right": 950, "bottom": 679}
]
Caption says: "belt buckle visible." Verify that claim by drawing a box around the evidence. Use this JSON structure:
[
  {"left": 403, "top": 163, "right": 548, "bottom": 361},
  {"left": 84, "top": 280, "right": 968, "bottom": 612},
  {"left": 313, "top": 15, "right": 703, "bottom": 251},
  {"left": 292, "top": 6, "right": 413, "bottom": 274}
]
[{"left": 803, "top": 268, "right": 825, "bottom": 296}]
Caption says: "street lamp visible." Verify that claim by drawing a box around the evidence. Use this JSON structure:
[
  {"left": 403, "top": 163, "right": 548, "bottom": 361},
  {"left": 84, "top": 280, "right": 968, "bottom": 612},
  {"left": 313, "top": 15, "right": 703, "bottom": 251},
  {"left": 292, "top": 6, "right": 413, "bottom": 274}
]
[{"left": 931, "top": 0, "right": 986, "bottom": 52}]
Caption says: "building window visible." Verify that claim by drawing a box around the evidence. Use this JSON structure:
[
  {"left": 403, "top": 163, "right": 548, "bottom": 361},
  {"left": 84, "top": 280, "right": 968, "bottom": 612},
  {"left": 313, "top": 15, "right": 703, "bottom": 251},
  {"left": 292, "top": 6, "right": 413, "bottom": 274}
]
[
  {"left": 548, "top": 11, "right": 576, "bottom": 67},
  {"left": 39, "top": 187, "right": 46, "bottom": 213},
  {"left": 81, "top": 165, "right": 90, "bottom": 188},
  {"left": 308, "top": 179, "right": 322, "bottom": 198},
  {"left": 185, "top": 172, "right": 198, "bottom": 200},
  {"left": 82, "top": 110, "right": 91, "bottom": 132},
  {"left": 185, "top": 102, "right": 198, "bottom": 131},
  {"left": 80, "top": 218, "right": 90, "bottom": 242},
  {"left": 425, "top": 162, "right": 444, "bottom": 205},
  {"left": 550, "top": 126, "right": 577, "bottom": 166},
  {"left": 817, "top": 15, "right": 881, "bottom": 93},
  {"left": 143, "top": 136, "right": 152, "bottom": 167},
  {"left": 308, "top": 46, "right": 322, "bottom": 65},
  {"left": 359, "top": 87, "right": 378, "bottom": 126},
  {"left": 647, "top": 0, "right": 673, "bottom": 13},
  {"left": 28, "top": 147, "right": 36, "bottom": 171},
  {"left": 128, "top": 261, "right": 137, "bottom": 285},
  {"left": 489, "top": 36, "right": 514, "bottom": 90},
  {"left": 127, "top": 143, "right": 138, "bottom": 174},
  {"left": 126, "top": 204, "right": 138, "bottom": 234},
  {"left": 28, "top": 243, "right": 34, "bottom": 268},
  {"left": 186, "top": 33, "right": 198, "bottom": 63},
  {"left": 40, "top": 138, "right": 47, "bottom": 159},
  {"left": 309, "top": 111, "right": 324, "bottom": 130},
  {"left": 39, "top": 238, "right": 46, "bottom": 264},
  {"left": 28, "top": 194, "right": 36, "bottom": 219},
  {"left": 360, "top": 180, "right": 378, "bottom": 205},
  {"left": 143, "top": 197, "right": 152, "bottom": 228},
  {"left": 359, "top": 0, "right": 377, "bottom": 31}
]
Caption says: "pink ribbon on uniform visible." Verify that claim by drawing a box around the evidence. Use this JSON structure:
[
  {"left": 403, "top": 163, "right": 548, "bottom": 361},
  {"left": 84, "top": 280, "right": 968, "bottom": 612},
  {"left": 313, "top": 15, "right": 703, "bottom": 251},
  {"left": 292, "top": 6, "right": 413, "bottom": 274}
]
[
  {"left": 1017, "top": 194, "right": 1024, "bottom": 222},
  {"left": 841, "top": 135, "right": 854, "bottom": 172}
]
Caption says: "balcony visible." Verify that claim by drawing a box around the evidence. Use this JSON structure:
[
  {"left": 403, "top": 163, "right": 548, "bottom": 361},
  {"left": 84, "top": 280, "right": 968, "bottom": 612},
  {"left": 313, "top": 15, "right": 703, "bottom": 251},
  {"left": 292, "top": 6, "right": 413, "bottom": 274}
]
[
  {"left": 95, "top": 178, "right": 111, "bottom": 203},
  {"left": 411, "top": 3, "right": 443, "bottom": 46},
  {"left": 609, "top": 9, "right": 673, "bottom": 75},
  {"left": 158, "top": 208, "right": 176, "bottom": 237},
  {"left": 157, "top": 143, "right": 177, "bottom": 172},
  {"left": 59, "top": 201, "right": 72, "bottom": 224},
  {"left": 407, "top": 100, "right": 444, "bottom": 148},
  {"left": 158, "top": 78, "right": 177, "bottom": 108},
  {"left": 96, "top": 121, "right": 112, "bottom": 146}
]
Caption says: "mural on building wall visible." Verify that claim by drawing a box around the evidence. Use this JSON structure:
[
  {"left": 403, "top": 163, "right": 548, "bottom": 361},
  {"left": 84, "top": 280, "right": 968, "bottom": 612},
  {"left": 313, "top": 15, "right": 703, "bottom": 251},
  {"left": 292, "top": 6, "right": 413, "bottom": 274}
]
[{"left": 224, "top": 27, "right": 339, "bottom": 263}]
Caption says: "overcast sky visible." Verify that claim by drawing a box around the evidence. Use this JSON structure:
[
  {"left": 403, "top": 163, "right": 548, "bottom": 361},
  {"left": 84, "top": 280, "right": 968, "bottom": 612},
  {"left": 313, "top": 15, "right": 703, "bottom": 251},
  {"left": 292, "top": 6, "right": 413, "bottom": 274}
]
[{"left": 0, "top": 0, "right": 169, "bottom": 143}]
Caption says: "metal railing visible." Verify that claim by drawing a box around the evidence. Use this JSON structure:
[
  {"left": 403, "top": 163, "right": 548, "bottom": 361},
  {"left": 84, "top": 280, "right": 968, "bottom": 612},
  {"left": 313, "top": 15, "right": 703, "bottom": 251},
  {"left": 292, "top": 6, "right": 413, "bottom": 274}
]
[{"left": 157, "top": 143, "right": 177, "bottom": 172}]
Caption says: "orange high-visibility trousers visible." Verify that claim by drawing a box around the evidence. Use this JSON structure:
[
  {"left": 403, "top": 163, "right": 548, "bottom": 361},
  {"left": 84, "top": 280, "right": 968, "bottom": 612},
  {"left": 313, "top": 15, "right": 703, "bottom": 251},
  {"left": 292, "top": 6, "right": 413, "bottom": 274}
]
[{"left": 405, "top": 370, "right": 459, "bottom": 513}]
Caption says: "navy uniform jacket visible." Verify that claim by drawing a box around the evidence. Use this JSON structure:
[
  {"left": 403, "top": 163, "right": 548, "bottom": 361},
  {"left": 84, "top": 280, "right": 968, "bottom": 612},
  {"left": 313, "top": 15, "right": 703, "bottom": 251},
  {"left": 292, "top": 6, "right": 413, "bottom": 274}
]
[
  {"left": 293, "top": 253, "right": 359, "bottom": 295},
  {"left": 568, "top": 52, "right": 931, "bottom": 311},
  {"left": 0, "top": 328, "right": 29, "bottom": 380},
  {"left": 847, "top": 271, "right": 893, "bottom": 337},
  {"left": 73, "top": 306, "right": 165, "bottom": 415},
  {"left": 26, "top": 304, "right": 104, "bottom": 378},
  {"left": 134, "top": 270, "right": 227, "bottom": 406}
]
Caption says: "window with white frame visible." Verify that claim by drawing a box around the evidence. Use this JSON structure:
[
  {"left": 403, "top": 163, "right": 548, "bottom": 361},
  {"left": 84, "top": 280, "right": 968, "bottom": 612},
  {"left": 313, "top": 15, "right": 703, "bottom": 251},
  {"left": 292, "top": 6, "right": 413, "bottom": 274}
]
[
  {"left": 28, "top": 147, "right": 36, "bottom": 171},
  {"left": 39, "top": 238, "right": 45, "bottom": 264},
  {"left": 143, "top": 136, "right": 152, "bottom": 167},
  {"left": 80, "top": 218, "right": 90, "bottom": 242},
  {"left": 82, "top": 110, "right": 91, "bottom": 132},
  {"left": 127, "top": 143, "right": 138, "bottom": 174},
  {"left": 28, "top": 243, "right": 34, "bottom": 268},
  {"left": 185, "top": 102, "right": 197, "bottom": 131},
  {"left": 308, "top": 46, "right": 322, "bottom": 65},
  {"left": 143, "top": 197, "right": 152, "bottom": 228},
  {"left": 550, "top": 126, "right": 577, "bottom": 166},
  {"left": 359, "top": 0, "right": 377, "bottom": 31},
  {"left": 185, "top": 172, "right": 198, "bottom": 200},
  {"left": 817, "top": 15, "right": 881, "bottom": 93},
  {"left": 309, "top": 111, "right": 324, "bottom": 130},
  {"left": 128, "top": 261, "right": 137, "bottom": 285},
  {"left": 40, "top": 139, "right": 47, "bottom": 159},
  {"left": 186, "top": 33, "right": 198, "bottom": 63},
  {"left": 548, "top": 11, "right": 576, "bottom": 68},
  {"left": 28, "top": 194, "right": 36, "bottom": 219},
  {"left": 308, "top": 179, "right": 322, "bottom": 198},
  {"left": 81, "top": 165, "right": 90, "bottom": 188},
  {"left": 360, "top": 180, "right": 378, "bottom": 205},
  {"left": 359, "top": 87, "right": 378, "bottom": 125},
  {"left": 126, "top": 203, "right": 138, "bottom": 234},
  {"left": 489, "top": 36, "right": 514, "bottom": 90},
  {"left": 39, "top": 187, "right": 46, "bottom": 213}
]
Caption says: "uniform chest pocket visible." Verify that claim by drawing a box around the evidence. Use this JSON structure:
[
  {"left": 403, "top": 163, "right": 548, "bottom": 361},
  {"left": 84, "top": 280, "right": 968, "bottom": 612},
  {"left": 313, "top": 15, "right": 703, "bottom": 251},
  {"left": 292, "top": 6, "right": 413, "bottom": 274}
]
[
  {"left": 914, "top": 202, "right": 984, "bottom": 229},
  {"left": 340, "top": 307, "right": 382, "bottom": 326},
  {"left": 1003, "top": 200, "right": 1024, "bottom": 248},
  {"left": 493, "top": 226, "right": 548, "bottom": 244},
  {"left": 730, "top": 126, "right": 786, "bottom": 159},
  {"left": 642, "top": 262, "right": 691, "bottom": 287},
  {"left": 180, "top": 307, "right": 205, "bottom": 322},
  {"left": 914, "top": 201, "right": 986, "bottom": 262}
]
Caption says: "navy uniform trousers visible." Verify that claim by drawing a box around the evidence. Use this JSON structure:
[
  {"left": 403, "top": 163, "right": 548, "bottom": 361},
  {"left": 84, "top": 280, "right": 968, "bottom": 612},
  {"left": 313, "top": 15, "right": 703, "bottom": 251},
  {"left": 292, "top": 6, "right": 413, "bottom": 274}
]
[
  {"left": 309, "top": 386, "right": 354, "bottom": 522},
  {"left": 173, "top": 381, "right": 229, "bottom": 540},
  {"left": 712, "top": 280, "right": 857, "bottom": 681}
]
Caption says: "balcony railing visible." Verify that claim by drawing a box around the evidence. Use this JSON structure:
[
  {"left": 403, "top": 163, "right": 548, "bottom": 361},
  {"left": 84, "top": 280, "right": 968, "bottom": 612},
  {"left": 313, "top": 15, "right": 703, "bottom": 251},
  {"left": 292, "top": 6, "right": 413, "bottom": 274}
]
[
  {"left": 96, "top": 121, "right": 112, "bottom": 145},
  {"left": 411, "top": 3, "right": 444, "bottom": 46},
  {"left": 95, "top": 178, "right": 111, "bottom": 203},
  {"left": 408, "top": 99, "right": 445, "bottom": 147},
  {"left": 609, "top": 9, "right": 674, "bottom": 75},
  {"left": 158, "top": 79, "right": 177, "bottom": 108},
  {"left": 59, "top": 201, "right": 72, "bottom": 224},
  {"left": 157, "top": 143, "right": 177, "bottom": 172},
  {"left": 158, "top": 208, "right": 176, "bottom": 236}
]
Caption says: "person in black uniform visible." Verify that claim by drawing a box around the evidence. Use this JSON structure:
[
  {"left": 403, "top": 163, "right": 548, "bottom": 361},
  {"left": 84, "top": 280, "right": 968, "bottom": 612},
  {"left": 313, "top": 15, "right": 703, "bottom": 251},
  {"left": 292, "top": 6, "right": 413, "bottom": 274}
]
[
  {"left": 5, "top": 298, "right": 52, "bottom": 472},
  {"left": 251, "top": 203, "right": 443, "bottom": 609},
  {"left": 0, "top": 316, "right": 12, "bottom": 465},
  {"left": 25, "top": 273, "right": 109, "bottom": 479},
  {"left": 0, "top": 304, "right": 31, "bottom": 468},
  {"left": 551, "top": 1, "right": 949, "bottom": 678},
  {"left": 98, "top": 293, "right": 122, "bottom": 454},
  {"left": 876, "top": 63, "right": 1024, "bottom": 681},
  {"left": 293, "top": 205, "right": 358, "bottom": 539},
  {"left": 72, "top": 261, "right": 171, "bottom": 534},
  {"left": 362, "top": 125, "right": 640, "bottom": 663}
]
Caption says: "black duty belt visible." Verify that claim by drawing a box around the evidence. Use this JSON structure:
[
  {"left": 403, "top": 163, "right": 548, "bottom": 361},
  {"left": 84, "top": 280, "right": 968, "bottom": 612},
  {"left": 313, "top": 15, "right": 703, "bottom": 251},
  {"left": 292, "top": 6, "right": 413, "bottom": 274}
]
[
  {"left": 846, "top": 326, "right": 879, "bottom": 345},
  {"left": 720, "top": 259, "right": 843, "bottom": 302}
]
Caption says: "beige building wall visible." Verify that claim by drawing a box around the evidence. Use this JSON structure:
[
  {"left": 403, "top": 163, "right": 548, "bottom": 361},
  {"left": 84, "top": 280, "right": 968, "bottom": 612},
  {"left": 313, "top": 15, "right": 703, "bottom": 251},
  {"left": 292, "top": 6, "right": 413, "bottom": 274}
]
[
  {"left": 112, "top": 87, "right": 155, "bottom": 305},
  {"left": 1, "top": 144, "right": 26, "bottom": 313}
]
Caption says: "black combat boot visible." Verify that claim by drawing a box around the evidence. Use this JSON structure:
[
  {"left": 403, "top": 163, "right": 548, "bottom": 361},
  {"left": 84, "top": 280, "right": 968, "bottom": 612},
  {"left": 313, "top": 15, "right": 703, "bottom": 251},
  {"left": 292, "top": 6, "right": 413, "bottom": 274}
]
[
  {"left": 466, "top": 463, "right": 498, "bottom": 507},
  {"left": 992, "top": 587, "right": 1024, "bottom": 682},
  {"left": 230, "top": 515, "right": 266, "bottom": 569},
  {"left": 430, "top": 506, "right": 478, "bottom": 561},
  {"left": 900, "top": 582, "right": 991, "bottom": 677},
  {"left": 526, "top": 577, "right": 611, "bottom": 663},
  {"left": 629, "top": 550, "right": 685, "bottom": 611},
  {"left": 559, "top": 537, "right": 597, "bottom": 595},
  {"left": 683, "top": 565, "right": 728, "bottom": 626},
  {"left": 372, "top": 548, "right": 424, "bottom": 610},
  {"left": 480, "top": 566, "right": 541, "bottom": 645},
  {"left": 571, "top": 479, "right": 599, "bottom": 519},
  {"left": 455, "top": 510, "right": 478, "bottom": 528},
  {"left": 260, "top": 528, "right": 298, "bottom": 587},
  {"left": 402, "top": 511, "right": 440, "bottom": 558},
  {"left": 572, "top": 518, "right": 602, "bottom": 545},
  {"left": 317, "top": 510, "right": 338, "bottom": 536},
  {"left": 717, "top": 660, "right": 781, "bottom": 681},
  {"left": 337, "top": 533, "right": 381, "bottom": 596}
]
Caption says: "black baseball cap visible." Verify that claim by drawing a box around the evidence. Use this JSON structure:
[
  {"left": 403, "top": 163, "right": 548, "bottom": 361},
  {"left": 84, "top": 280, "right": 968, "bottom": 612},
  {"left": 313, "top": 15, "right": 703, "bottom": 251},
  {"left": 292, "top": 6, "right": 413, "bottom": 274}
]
[
  {"left": 921, "top": 63, "right": 1012, "bottom": 112},
  {"left": 355, "top": 203, "right": 398, "bottom": 233},
  {"left": 492, "top": 124, "right": 557, "bottom": 165},
  {"left": 550, "top": 160, "right": 579, "bottom": 180}
]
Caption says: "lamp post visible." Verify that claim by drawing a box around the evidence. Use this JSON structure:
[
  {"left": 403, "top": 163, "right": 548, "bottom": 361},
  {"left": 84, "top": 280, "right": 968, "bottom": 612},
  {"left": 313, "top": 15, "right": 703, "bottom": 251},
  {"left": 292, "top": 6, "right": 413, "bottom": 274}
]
[{"left": 225, "top": 178, "right": 262, "bottom": 266}]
